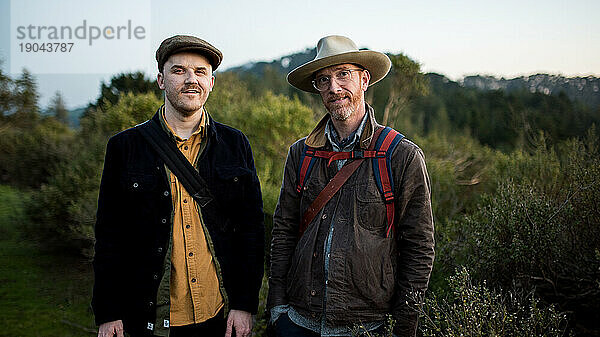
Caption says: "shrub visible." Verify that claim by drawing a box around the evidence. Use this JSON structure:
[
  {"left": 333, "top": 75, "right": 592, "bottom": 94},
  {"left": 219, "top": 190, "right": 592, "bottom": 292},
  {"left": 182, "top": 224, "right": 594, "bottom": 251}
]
[
  {"left": 451, "top": 133, "right": 600, "bottom": 333},
  {"left": 418, "top": 268, "right": 571, "bottom": 337},
  {"left": 26, "top": 93, "right": 162, "bottom": 256}
]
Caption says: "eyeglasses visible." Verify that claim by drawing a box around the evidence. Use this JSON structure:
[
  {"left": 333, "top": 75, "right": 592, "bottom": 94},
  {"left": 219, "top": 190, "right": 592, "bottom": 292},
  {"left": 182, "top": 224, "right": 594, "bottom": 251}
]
[{"left": 312, "top": 68, "right": 363, "bottom": 91}]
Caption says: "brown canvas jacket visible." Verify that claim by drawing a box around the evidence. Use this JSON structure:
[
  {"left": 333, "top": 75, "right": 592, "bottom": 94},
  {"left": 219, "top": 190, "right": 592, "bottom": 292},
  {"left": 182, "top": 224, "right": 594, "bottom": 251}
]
[{"left": 267, "top": 104, "right": 435, "bottom": 336}]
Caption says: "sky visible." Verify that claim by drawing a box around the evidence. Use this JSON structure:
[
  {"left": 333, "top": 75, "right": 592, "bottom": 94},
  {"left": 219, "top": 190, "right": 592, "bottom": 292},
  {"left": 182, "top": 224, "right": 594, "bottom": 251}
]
[{"left": 1, "top": 0, "right": 598, "bottom": 109}]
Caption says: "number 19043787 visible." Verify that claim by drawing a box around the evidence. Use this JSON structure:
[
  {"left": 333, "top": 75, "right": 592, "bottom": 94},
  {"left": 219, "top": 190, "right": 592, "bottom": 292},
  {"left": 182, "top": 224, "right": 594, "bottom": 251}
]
[{"left": 19, "top": 42, "right": 74, "bottom": 52}]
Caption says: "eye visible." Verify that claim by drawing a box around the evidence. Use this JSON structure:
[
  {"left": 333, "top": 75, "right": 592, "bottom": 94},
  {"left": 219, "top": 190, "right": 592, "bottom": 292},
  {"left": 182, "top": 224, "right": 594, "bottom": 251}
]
[
  {"left": 316, "top": 76, "right": 330, "bottom": 85},
  {"left": 196, "top": 69, "right": 207, "bottom": 75},
  {"left": 337, "top": 70, "right": 351, "bottom": 79}
]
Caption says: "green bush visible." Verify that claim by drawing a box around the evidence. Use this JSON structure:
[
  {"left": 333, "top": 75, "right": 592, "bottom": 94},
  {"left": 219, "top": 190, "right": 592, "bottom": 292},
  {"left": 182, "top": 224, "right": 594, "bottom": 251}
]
[
  {"left": 418, "top": 268, "right": 571, "bottom": 337},
  {"left": 0, "top": 117, "right": 74, "bottom": 188},
  {"left": 0, "top": 185, "right": 29, "bottom": 240},
  {"left": 26, "top": 92, "right": 162, "bottom": 256},
  {"left": 449, "top": 133, "right": 600, "bottom": 333}
]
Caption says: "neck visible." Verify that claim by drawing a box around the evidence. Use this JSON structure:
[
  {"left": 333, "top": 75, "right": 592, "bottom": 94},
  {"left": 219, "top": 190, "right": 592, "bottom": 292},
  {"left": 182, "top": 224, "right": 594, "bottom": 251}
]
[
  {"left": 330, "top": 101, "right": 366, "bottom": 140},
  {"left": 164, "top": 101, "right": 203, "bottom": 140}
]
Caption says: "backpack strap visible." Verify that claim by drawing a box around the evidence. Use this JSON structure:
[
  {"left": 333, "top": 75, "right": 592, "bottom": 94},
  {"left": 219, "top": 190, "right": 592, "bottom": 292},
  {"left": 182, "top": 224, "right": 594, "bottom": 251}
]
[
  {"left": 371, "top": 127, "right": 404, "bottom": 237},
  {"left": 296, "top": 146, "right": 319, "bottom": 193},
  {"left": 296, "top": 148, "right": 386, "bottom": 193},
  {"left": 298, "top": 127, "right": 385, "bottom": 237}
]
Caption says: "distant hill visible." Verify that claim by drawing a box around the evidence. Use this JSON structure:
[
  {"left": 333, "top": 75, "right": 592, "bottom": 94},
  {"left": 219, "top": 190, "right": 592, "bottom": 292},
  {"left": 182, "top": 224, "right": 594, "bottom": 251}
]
[
  {"left": 227, "top": 48, "right": 317, "bottom": 77},
  {"left": 462, "top": 74, "right": 600, "bottom": 109},
  {"left": 40, "top": 106, "right": 86, "bottom": 128},
  {"left": 226, "top": 49, "right": 600, "bottom": 110}
]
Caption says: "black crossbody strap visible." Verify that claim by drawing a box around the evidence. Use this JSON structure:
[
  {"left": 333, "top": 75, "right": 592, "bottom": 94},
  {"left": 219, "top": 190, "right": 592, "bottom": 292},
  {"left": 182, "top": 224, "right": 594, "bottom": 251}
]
[{"left": 136, "top": 119, "right": 214, "bottom": 208}]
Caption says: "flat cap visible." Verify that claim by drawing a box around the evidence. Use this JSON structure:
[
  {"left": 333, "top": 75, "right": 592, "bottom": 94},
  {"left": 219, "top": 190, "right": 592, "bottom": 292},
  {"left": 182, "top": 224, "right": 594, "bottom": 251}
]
[{"left": 156, "top": 35, "right": 223, "bottom": 72}]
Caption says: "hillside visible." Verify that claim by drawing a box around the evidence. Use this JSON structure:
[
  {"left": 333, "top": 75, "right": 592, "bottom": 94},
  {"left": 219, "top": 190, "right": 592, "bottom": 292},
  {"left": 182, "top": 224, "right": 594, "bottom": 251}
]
[{"left": 226, "top": 49, "right": 600, "bottom": 110}]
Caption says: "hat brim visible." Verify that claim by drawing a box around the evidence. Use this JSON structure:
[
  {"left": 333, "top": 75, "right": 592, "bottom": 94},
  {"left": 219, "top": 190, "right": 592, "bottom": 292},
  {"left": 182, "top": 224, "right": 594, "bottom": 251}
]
[{"left": 287, "top": 50, "right": 391, "bottom": 93}]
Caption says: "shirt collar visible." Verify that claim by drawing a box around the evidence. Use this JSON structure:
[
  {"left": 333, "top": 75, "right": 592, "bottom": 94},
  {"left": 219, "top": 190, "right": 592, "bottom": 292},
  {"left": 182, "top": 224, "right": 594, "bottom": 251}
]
[
  {"left": 158, "top": 105, "right": 209, "bottom": 142},
  {"left": 324, "top": 110, "right": 368, "bottom": 152}
]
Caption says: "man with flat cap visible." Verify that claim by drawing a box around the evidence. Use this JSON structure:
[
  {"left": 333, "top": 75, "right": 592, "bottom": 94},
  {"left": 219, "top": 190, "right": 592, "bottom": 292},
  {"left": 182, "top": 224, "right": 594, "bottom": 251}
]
[
  {"left": 267, "top": 35, "right": 434, "bottom": 336},
  {"left": 92, "top": 35, "right": 264, "bottom": 337}
]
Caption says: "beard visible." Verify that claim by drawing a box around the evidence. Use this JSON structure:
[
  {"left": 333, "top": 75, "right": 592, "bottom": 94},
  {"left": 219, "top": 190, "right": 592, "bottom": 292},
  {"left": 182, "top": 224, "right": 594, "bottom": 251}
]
[
  {"left": 165, "top": 85, "right": 207, "bottom": 117},
  {"left": 323, "top": 92, "right": 361, "bottom": 121}
]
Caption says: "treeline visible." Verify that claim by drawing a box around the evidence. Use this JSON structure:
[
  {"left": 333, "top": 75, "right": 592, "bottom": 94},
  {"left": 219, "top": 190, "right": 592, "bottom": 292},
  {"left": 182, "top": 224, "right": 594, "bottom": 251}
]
[{"left": 1, "top": 56, "right": 599, "bottom": 335}]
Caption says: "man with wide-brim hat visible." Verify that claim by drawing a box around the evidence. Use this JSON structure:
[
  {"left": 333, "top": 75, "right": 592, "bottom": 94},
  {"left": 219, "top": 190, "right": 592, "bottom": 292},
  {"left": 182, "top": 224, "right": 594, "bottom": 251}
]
[
  {"left": 92, "top": 35, "right": 265, "bottom": 337},
  {"left": 268, "top": 35, "right": 435, "bottom": 337}
]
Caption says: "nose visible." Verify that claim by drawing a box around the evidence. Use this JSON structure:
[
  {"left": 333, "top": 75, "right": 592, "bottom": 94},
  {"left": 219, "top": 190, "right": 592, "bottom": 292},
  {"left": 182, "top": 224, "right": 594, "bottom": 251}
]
[
  {"left": 184, "top": 70, "right": 199, "bottom": 84},
  {"left": 327, "top": 77, "right": 343, "bottom": 93}
]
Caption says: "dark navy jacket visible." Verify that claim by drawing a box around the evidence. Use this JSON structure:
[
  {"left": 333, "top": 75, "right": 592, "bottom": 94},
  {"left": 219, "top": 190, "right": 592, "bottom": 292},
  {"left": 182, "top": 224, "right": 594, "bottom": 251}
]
[{"left": 92, "top": 111, "right": 265, "bottom": 335}]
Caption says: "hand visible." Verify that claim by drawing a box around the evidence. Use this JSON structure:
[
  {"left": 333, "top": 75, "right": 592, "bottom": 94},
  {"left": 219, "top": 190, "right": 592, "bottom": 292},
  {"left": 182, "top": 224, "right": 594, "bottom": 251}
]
[
  {"left": 225, "top": 309, "right": 252, "bottom": 337},
  {"left": 98, "top": 320, "right": 124, "bottom": 337}
]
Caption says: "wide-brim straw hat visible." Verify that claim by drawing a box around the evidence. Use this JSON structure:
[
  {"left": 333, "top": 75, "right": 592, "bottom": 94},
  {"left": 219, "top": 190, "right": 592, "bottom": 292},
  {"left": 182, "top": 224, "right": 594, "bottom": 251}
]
[{"left": 287, "top": 35, "right": 391, "bottom": 93}]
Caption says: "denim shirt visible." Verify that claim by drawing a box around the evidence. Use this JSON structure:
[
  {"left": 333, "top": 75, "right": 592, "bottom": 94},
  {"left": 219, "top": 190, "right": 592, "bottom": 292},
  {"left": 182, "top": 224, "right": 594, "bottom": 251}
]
[{"left": 271, "top": 112, "right": 383, "bottom": 336}]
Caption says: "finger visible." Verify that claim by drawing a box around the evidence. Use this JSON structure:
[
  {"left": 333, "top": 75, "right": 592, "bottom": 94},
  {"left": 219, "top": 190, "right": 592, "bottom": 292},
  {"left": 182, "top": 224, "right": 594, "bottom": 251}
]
[
  {"left": 225, "top": 314, "right": 234, "bottom": 337},
  {"left": 116, "top": 327, "right": 125, "bottom": 337}
]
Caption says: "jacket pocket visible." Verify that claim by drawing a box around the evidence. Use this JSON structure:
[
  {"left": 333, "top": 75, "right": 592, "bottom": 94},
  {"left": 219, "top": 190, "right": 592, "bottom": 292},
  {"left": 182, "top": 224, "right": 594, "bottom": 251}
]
[
  {"left": 355, "top": 182, "right": 386, "bottom": 232},
  {"left": 122, "top": 172, "right": 158, "bottom": 192},
  {"left": 213, "top": 166, "right": 252, "bottom": 200}
]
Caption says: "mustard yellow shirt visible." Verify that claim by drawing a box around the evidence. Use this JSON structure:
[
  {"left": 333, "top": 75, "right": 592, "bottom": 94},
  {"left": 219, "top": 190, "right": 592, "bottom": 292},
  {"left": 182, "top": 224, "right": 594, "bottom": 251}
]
[{"left": 159, "top": 107, "right": 224, "bottom": 326}]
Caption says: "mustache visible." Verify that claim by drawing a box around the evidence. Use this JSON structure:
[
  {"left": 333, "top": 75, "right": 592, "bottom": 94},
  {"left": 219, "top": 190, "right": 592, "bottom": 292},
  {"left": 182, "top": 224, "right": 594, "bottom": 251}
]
[
  {"left": 327, "top": 94, "right": 349, "bottom": 102},
  {"left": 181, "top": 85, "right": 202, "bottom": 92}
]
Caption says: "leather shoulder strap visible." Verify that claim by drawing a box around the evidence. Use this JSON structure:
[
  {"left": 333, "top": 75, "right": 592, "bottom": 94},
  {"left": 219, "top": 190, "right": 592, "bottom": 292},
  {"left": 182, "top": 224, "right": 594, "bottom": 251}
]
[
  {"left": 298, "top": 127, "right": 385, "bottom": 237},
  {"left": 136, "top": 119, "right": 214, "bottom": 208}
]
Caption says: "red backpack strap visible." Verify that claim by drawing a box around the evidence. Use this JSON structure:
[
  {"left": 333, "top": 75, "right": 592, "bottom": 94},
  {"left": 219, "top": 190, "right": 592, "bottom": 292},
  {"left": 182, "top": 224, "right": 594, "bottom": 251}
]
[
  {"left": 296, "top": 145, "right": 317, "bottom": 193},
  {"left": 298, "top": 127, "right": 386, "bottom": 237},
  {"left": 372, "top": 127, "right": 405, "bottom": 237}
]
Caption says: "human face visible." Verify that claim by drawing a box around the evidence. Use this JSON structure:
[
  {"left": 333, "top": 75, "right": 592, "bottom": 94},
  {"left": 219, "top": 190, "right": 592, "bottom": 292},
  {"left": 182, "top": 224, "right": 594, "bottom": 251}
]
[
  {"left": 315, "top": 63, "right": 370, "bottom": 121},
  {"left": 157, "top": 52, "right": 214, "bottom": 117}
]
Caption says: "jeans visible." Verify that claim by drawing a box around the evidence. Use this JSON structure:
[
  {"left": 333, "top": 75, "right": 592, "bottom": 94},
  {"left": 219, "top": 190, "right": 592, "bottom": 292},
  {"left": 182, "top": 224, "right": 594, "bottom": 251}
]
[
  {"left": 275, "top": 313, "right": 319, "bottom": 337},
  {"left": 169, "top": 310, "right": 228, "bottom": 337}
]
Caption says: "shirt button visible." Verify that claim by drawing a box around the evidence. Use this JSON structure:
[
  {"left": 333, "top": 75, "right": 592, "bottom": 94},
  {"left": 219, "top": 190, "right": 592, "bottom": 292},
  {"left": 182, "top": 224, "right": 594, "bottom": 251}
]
[
  {"left": 148, "top": 301, "right": 154, "bottom": 307},
  {"left": 183, "top": 199, "right": 188, "bottom": 203},
  {"left": 233, "top": 177, "right": 239, "bottom": 182},
  {"left": 310, "top": 290, "right": 316, "bottom": 296},
  {"left": 188, "top": 252, "right": 193, "bottom": 257},
  {"left": 133, "top": 182, "right": 139, "bottom": 188},
  {"left": 186, "top": 224, "right": 191, "bottom": 229},
  {"left": 321, "top": 214, "right": 327, "bottom": 220},
  {"left": 153, "top": 274, "right": 158, "bottom": 280},
  {"left": 311, "top": 312, "right": 316, "bottom": 318},
  {"left": 191, "top": 278, "right": 196, "bottom": 283},
  {"left": 313, "top": 252, "right": 317, "bottom": 258},
  {"left": 184, "top": 145, "right": 189, "bottom": 150},
  {"left": 157, "top": 247, "right": 163, "bottom": 254},
  {"left": 161, "top": 218, "right": 167, "bottom": 224},
  {"left": 303, "top": 186, "right": 308, "bottom": 191},
  {"left": 163, "top": 191, "right": 169, "bottom": 197}
]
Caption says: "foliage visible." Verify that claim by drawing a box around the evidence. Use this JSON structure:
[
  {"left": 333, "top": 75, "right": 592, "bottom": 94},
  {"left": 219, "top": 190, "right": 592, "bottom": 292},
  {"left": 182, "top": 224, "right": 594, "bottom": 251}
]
[
  {"left": 418, "top": 268, "right": 571, "bottom": 337},
  {"left": 0, "top": 195, "right": 96, "bottom": 337},
  {"left": 26, "top": 92, "right": 162, "bottom": 255},
  {"left": 49, "top": 91, "right": 70, "bottom": 124},
  {"left": 89, "top": 71, "right": 162, "bottom": 111},
  {"left": 378, "top": 53, "right": 429, "bottom": 128},
  {"left": 449, "top": 132, "right": 600, "bottom": 333},
  {"left": 0, "top": 115, "right": 75, "bottom": 189}
]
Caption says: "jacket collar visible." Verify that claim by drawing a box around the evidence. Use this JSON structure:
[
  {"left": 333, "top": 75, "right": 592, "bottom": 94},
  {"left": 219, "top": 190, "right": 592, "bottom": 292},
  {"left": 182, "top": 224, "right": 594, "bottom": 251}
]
[
  {"left": 151, "top": 105, "right": 219, "bottom": 142},
  {"left": 305, "top": 103, "right": 381, "bottom": 150}
]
